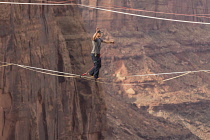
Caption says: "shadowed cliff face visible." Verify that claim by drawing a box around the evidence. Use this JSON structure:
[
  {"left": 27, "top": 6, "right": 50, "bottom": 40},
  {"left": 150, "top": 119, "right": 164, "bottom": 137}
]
[
  {"left": 0, "top": 1, "right": 106, "bottom": 140},
  {"left": 79, "top": 0, "right": 210, "bottom": 139}
]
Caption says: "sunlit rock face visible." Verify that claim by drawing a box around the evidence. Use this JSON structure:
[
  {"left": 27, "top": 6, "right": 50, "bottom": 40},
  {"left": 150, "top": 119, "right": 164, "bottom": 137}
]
[{"left": 80, "top": 0, "right": 210, "bottom": 139}]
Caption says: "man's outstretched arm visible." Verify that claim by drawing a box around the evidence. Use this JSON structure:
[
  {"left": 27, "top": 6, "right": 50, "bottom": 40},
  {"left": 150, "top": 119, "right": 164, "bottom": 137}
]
[{"left": 102, "top": 40, "right": 115, "bottom": 44}]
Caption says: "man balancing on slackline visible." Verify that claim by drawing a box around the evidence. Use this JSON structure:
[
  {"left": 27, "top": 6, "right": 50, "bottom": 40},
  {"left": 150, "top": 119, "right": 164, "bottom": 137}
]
[{"left": 83, "top": 28, "right": 114, "bottom": 80}]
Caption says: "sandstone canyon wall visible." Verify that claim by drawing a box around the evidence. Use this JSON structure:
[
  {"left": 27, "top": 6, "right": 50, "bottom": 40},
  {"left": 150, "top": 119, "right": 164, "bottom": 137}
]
[
  {"left": 0, "top": 1, "right": 106, "bottom": 140},
  {"left": 0, "top": 0, "right": 210, "bottom": 140}
]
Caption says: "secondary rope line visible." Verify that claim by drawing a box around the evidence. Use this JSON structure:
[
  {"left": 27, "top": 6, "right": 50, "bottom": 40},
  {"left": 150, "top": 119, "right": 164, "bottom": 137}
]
[
  {"left": 124, "top": 70, "right": 210, "bottom": 77},
  {"left": 80, "top": 4, "right": 210, "bottom": 25},
  {"left": 162, "top": 72, "right": 192, "bottom": 82},
  {"left": 1, "top": 2, "right": 210, "bottom": 25},
  {"left": 99, "top": 2, "right": 210, "bottom": 19}
]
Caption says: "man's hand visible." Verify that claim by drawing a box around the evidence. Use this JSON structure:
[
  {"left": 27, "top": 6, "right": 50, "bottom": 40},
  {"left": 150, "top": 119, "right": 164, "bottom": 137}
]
[
  {"left": 93, "top": 27, "right": 100, "bottom": 41},
  {"left": 110, "top": 41, "right": 115, "bottom": 44},
  {"left": 96, "top": 27, "right": 100, "bottom": 33}
]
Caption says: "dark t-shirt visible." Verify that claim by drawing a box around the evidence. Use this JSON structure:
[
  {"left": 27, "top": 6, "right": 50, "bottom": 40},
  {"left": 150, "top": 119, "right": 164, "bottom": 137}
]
[{"left": 91, "top": 38, "right": 103, "bottom": 54}]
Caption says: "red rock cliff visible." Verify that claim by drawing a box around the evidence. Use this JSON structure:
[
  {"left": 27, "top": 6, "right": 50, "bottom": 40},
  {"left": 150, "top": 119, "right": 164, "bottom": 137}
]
[{"left": 0, "top": 1, "right": 106, "bottom": 140}]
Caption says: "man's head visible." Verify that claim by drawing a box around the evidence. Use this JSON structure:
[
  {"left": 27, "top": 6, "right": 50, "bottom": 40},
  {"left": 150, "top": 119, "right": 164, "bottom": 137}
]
[
  {"left": 96, "top": 33, "right": 102, "bottom": 38},
  {"left": 96, "top": 30, "right": 103, "bottom": 38}
]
